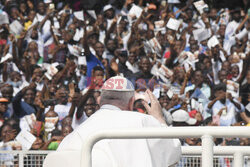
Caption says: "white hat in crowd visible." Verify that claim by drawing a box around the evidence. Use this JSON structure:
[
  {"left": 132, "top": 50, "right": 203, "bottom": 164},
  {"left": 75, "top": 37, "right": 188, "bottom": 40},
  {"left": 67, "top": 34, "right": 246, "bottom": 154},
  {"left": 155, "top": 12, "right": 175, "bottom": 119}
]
[
  {"left": 103, "top": 4, "right": 114, "bottom": 12},
  {"left": 172, "top": 109, "right": 197, "bottom": 125}
]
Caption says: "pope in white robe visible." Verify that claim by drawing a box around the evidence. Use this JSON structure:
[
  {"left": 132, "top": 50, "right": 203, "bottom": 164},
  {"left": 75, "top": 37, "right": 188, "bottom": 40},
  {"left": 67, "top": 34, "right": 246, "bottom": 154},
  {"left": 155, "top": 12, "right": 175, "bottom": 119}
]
[{"left": 43, "top": 76, "right": 181, "bottom": 167}]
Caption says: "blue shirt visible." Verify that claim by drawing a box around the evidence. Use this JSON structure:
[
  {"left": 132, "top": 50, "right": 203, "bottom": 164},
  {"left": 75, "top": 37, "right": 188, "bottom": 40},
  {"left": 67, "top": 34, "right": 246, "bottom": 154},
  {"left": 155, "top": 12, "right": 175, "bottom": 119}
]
[
  {"left": 12, "top": 91, "right": 36, "bottom": 118},
  {"left": 86, "top": 53, "right": 104, "bottom": 77}
]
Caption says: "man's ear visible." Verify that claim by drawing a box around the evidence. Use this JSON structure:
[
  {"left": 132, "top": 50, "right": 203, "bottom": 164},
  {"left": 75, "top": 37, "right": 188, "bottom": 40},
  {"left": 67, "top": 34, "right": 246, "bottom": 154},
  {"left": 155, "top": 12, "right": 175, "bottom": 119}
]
[
  {"left": 138, "top": 61, "right": 142, "bottom": 70},
  {"left": 96, "top": 96, "right": 101, "bottom": 105},
  {"left": 128, "top": 96, "right": 135, "bottom": 111}
]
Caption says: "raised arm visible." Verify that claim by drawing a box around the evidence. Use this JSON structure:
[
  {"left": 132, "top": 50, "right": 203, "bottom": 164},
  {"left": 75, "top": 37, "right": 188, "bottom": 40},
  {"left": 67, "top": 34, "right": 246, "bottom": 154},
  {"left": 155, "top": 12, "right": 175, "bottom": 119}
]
[
  {"left": 81, "top": 21, "right": 91, "bottom": 57},
  {"left": 207, "top": 92, "right": 225, "bottom": 109},
  {"left": 142, "top": 89, "right": 166, "bottom": 125}
]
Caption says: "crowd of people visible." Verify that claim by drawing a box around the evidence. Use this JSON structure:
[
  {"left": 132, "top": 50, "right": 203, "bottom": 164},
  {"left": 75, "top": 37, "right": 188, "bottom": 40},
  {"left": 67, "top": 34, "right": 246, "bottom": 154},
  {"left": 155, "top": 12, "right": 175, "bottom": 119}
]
[{"left": 0, "top": 0, "right": 249, "bottom": 160}]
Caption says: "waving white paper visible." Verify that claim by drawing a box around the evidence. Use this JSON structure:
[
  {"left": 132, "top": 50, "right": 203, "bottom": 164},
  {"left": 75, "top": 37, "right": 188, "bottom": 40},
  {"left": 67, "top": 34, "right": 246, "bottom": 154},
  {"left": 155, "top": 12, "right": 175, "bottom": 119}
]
[
  {"left": 78, "top": 56, "right": 87, "bottom": 65},
  {"left": 166, "top": 18, "right": 181, "bottom": 31},
  {"left": 10, "top": 20, "right": 23, "bottom": 36},
  {"left": 193, "top": 0, "right": 209, "bottom": 14},
  {"left": 192, "top": 28, "right": 211, "bottom": 42},
  {"left": 45, "top": 63, "right": 59, "bottom": 80},
  {"left": 0, "top": 53, "right": 13, "bottom": 63},
  {"left": 73, "top": 11, "right": 84, "bottom": 21},
  {"left": 15, "top": 130, "right": 36, "bottom": 150},
  {"left": 128, "top": 4, "right": 143, "bottom": 18},
  {"left": 207, "top": 36, "right": 220, "bottom": 49},
  {"left": 226, "top": 80, "right": 239, "bottom": 98},
  {"left": 87, "top": 10, "right": 97, "bottom": 20}
]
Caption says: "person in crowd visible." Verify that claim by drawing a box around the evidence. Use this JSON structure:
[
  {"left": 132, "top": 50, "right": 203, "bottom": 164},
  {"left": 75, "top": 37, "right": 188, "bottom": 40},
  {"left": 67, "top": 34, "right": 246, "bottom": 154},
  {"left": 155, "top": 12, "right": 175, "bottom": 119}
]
[
  {"left": 184, "top": 70, "right": 211, "bottom": 114},
  {"left": 0, "top": 98, "right": 9, "bottom": 127},
  {"left": 134, "top": 56, "right": 158, "bottom": 91},
  {"left": 12, "top": 83, "right": 37, "bottom": 118},
  {"left": 0, "top": 84, "right": 14, "bottom": 118},
  {"left": 205, "top": 83, "right": 250, "bottom": 126},
  {"left": 71, "top": 95, "right": 97, "bottom": 129},
  {"left": 47, "top": 86, "right": 70, "bottom": 121}
]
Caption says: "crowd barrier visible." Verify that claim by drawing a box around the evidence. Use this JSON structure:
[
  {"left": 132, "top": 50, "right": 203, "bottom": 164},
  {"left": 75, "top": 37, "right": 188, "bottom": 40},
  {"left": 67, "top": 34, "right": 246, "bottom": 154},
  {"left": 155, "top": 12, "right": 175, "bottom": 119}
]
[{"left": 0, "top": 147, "right": 250, "bottom": 167}]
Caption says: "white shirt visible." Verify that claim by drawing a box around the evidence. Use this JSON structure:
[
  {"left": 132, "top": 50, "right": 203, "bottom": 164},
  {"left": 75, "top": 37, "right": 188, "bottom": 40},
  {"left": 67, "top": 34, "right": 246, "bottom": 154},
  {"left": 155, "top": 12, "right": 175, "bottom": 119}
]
[
  {"left": 212, "top": 58, "right": 222, "bottom": 85},
  {"left": 73, "top": 28, "right": 84, "bottom": 41},
  {"left": 44, "top": 104, "right": 181, "bottom": 167},
  {"left": 26, "top": 32, "right": 44, "bottom": 58},
  {"left": 99, "top": 30, "right": 106, "bottom": 44},
  {"left": 205, "top": 99, "right": 244, "bottom": 126},
  {"left": 225, "top": 20, "right": 239, "bottom": 40},
  {"left": 125, "top": 61, "right": 139, "bottom": 73},
  {"left": 107, "top": 19, "right": 113, "bottom": 30},
  {"left": 32, "top": 14, "right": 52, "bottom": 44},
  {"left": 223, "top": 28, "right": 248, "bottom": 55}
]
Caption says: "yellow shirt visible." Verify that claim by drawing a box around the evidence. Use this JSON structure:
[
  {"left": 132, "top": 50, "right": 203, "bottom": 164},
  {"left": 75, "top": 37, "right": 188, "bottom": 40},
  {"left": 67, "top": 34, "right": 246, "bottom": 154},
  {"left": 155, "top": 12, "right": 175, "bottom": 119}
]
[{"left": 24, "top": 21, "right": 32, "bottom": 31}]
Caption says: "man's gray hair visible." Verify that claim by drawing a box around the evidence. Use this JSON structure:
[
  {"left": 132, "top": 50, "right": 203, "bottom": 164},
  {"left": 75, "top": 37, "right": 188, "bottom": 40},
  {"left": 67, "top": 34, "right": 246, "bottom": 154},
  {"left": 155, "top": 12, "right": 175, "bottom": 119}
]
[{"left": 100, "top": 90, "right": 134, "bottom": 107}]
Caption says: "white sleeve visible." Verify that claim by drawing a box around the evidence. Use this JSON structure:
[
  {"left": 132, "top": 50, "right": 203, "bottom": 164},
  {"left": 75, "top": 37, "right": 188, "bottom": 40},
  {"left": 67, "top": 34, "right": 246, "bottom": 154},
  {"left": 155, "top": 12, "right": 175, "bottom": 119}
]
[
  {"left": 212, "top": 59, "right": 220, "bottom": 85},
  {"left": 57, "top": 131, "right": 83, "bottom": 151},
  {"left": 142, "top": 114, "right": 181, "bottom": 166},
  {"left": 223, "top": 36, "right": 236, "bottom": 55},
  {"left": 142, "top": 115, "right": 163, "bottom": 127},
  {"left": 235, "top": 28, "right": 248, "bottom": 40}
]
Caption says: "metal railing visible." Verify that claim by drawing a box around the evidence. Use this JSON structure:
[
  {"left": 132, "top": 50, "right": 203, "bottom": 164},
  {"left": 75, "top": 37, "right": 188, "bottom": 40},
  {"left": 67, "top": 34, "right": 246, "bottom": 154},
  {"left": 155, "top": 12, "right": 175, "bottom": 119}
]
[
  {"left": 0, "top": 150, "right": 53, "bottom": 167},
  {"left": 80, "top": 127, "right": 250, "bottom": 167},
  {"left": 182, "top": 146, "right": 250, "bottom": 167},
  {"left": 0, "top": 151, "right": 244, "bottom": 167},
  {"left": 1, "top": 146, "right": 250, "bottom": 166}
]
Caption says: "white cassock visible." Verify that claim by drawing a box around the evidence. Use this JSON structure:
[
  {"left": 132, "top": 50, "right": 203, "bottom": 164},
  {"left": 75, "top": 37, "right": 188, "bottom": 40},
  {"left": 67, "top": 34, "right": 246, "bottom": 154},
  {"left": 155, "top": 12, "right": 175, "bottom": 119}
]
[{"left": 43, "top": 104, "right": 181, "bottom": 167}]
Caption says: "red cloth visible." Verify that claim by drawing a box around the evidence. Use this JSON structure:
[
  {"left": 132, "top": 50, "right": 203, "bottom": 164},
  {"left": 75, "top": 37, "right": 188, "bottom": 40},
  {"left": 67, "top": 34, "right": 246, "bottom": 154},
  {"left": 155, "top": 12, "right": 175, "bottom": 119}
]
[
  {"left": 164, "top": 51, "right": 171, "bottom": 59},
  {"left": 0, "top": 39, "right": 7, "bottom": 45},
  {"left": 137, "top": 108, "right": 145, "bottom": 113},
  {"left": 227, "top": 74, "right": 233, "bottom": 80},
  {"left": 189, "top": 110, "right": 197, "bottom": 118}
]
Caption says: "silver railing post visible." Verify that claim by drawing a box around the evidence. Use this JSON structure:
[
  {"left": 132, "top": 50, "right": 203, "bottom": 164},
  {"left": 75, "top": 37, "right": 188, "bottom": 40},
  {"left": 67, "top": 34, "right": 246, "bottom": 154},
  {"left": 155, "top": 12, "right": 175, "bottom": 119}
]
[
  {"left": 201, "top": 135, "right": 214, "bottom": 167},
  {"left": 234, "top": 152, "right": 244, "bottom": 167},
  {"left": 19, "top": 151, "right": 24, "bottom": 167}
]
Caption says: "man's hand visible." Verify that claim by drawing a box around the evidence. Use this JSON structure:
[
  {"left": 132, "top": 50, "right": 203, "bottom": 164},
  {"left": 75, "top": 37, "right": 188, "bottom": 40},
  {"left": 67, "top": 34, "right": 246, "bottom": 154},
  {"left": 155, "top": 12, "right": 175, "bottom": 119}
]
[
  {"left": 71, "top": 92, "right": 81, "bottom": 105},
  {"left": 34, "top": 95, "right": 45, "bottom": 109},
  {"left": 27, "top": 0, "right": 34, "bottom": 10},
  {"left": 19, "top": 30, "right": 27, "bottom": 39},
  {"left": 102, "top": 59, "right": 109, "bottom": 68},
  {"left": 226, "top": 92, "right": 233, "bottom": 102},
  {"left": 110, "top": 59, "right": 119, "bottom": 74},
  {"left": 218, "top": 107, "right": 227, "bottom": 116},
  {"left": 142, "top": 89, "right": 166, "bottom": 124}
]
